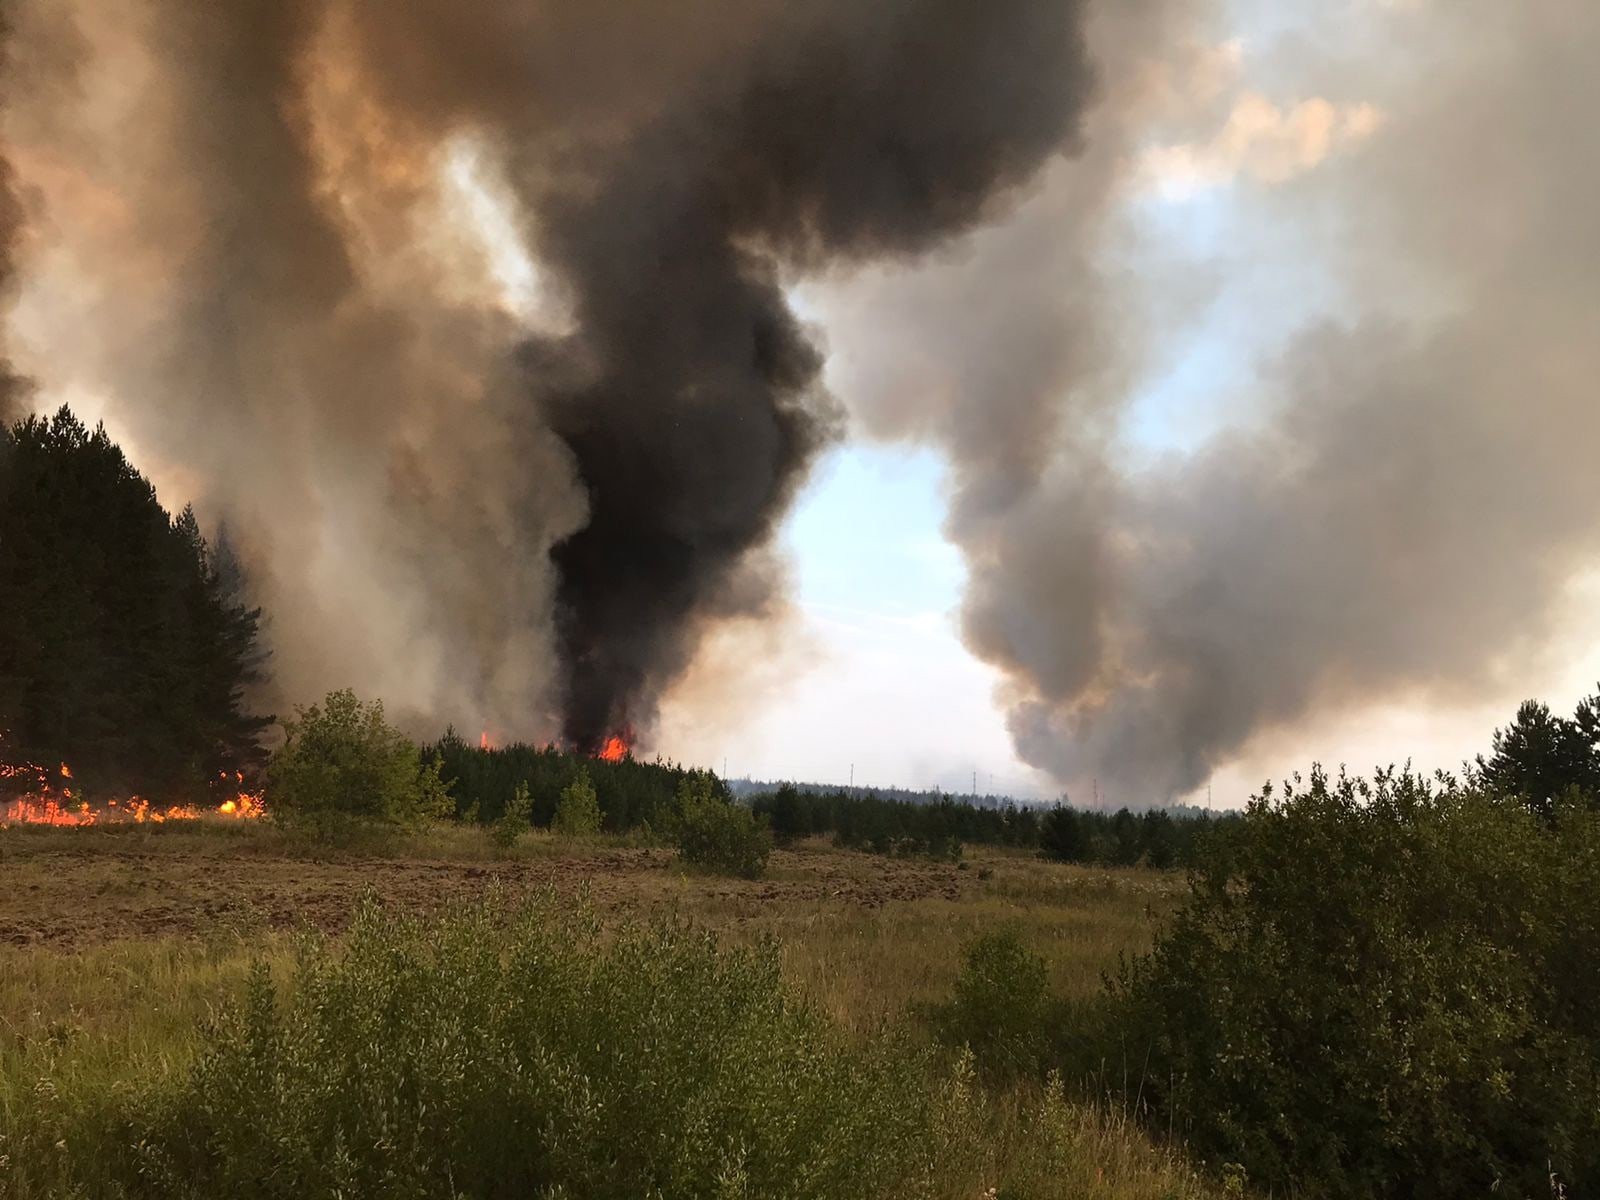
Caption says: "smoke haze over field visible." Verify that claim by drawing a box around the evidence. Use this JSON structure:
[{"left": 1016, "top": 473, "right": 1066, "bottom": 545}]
[{"left": 2, "top": 0, "right": 1597, "bottom": 798}]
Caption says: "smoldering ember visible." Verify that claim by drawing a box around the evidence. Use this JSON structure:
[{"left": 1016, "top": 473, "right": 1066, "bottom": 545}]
[{"left": 0, "top": 3, "right": 1596, "bottom": 1198}]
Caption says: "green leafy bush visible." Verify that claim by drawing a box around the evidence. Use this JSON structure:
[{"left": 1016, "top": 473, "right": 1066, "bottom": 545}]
[
  {"left": 677, "top": 776, "right": 772, "bottom": 879},
  {"left": 928, "top": 931, "right": 1053, "bottom": 1078},
  {"left": 489, "top": 780, "right": 533, "bottom": 849},
  {"left": 265, "top": 689, "right": 451, "bottom": 837},
  {"left": 1112, "top": 766, "right": 1600, "bottom": 1198},
  {"left": 3, "top": 904, "right": 1225, "bottom": 1200},
  {"left": 99, "top": 895, "right": 948, "bottom": 1198},
  {"left": 552, "top": 765, "right": 602, "bottom": 836}
]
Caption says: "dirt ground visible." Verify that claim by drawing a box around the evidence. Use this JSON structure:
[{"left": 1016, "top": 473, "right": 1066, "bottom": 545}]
[{"left": 0, "top": 829, "right": 969, "bottom": 948}]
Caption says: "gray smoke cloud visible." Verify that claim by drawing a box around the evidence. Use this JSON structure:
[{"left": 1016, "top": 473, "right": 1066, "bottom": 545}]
[
  {"left": 2, "top": 0, "right": 1103, "bottom": 747},
  {"left": 5, "top": 0, "right": 586, "bottom": 736},
  {"left": 0, "top": 0, "right": 29, "bottom": 421},
  {"left": 822, "top": 0, "right": 1600, "bottom": 802}
]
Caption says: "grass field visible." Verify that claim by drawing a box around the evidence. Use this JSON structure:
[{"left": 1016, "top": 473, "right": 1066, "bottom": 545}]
[{"left": 0, "top": 824, "right": 1219, "bottom": 1198}]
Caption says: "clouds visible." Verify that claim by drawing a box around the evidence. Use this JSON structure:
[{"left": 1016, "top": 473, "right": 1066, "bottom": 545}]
[{"left": 1141, "top": 92, "right": 1384, "bottom": 195}]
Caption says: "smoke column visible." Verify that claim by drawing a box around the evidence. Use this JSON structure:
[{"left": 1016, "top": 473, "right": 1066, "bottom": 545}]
[
  {"left": 1, "top": 0, "right": 1102, "bottom": 748},
  {"left": 819, "top": 0, "right": 1600, "bottom": 802},
  {"left": 518, "top": 1, "right": 1098, "bottom": 749}
]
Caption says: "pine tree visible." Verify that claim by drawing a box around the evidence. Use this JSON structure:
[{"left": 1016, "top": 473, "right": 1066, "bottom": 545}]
[
  {"left": 1478, "top": 692, "right": 1600, "bottom": 820},
  {"left": 0, "top": 406, "right": 271, "bottom": 800}
]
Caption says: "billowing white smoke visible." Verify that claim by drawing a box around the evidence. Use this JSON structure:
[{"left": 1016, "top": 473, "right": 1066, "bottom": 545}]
[{"left": 812, "top": 0, "right": 1600, "bottom": 802}]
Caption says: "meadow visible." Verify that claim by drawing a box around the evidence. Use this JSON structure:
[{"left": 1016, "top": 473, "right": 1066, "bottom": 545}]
[{"left": 0, "top": 823, "right": 1219, "bottom": 1199}]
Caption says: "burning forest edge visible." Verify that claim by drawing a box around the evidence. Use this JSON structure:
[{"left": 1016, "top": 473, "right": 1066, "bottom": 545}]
[{"left": 0, "top": 750, "right": 264, "bottom": 827}]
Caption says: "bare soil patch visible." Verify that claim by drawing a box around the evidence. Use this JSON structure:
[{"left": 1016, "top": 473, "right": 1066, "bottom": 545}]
[{"left": 0, "top": 832, "right": 967, "bottom": 948}]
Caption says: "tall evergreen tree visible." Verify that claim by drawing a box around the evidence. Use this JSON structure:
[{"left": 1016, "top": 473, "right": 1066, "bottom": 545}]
[
  {"left": 1478, "top": 691, "right": 1600, "bottom": 819},
  {"left": 0, "top": 407, "right": 271, "bottom": 801}
]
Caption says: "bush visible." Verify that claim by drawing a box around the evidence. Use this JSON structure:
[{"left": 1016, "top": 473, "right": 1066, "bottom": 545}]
[
  {"left": 677, "top": 776, "right": 772, "bottom": 879},
  {"left": 265, "top": 689, "right": 451, "bottom": 837},
  {"left": 928, "top": 931, "right": 1053, "bottom": 1079},
  {"left": 1111, "top": 766, "right": 1600, "bottom": 1198},
  {"left": 89, "top": 895, "right": 949, "bottom": 1198},
  {"left": 489, "top": 781, "right": 532, "bottom": 850},
  {"left": 551, "top": 766, "right": 602, "bottom": 836},
  {"left": 4, "top": 904, "right": 1224, "bottom": 1200}
]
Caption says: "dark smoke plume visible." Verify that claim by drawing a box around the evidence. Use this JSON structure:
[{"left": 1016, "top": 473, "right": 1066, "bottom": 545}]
[
  {"left": 1, "top": 0, "right": 1101, "bottom": 748},
  {"left": 521, "top": 1, "right": 1097, "bottom": 748}
]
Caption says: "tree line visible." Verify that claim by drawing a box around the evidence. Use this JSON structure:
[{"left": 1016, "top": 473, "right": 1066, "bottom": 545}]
[
  {"left": 426, "top": 745, "right": 1239, "bottom": 868},
  {"left": 424, "top": 729, "right": 729, "bottom": 834},
  {"left": 746, "top": 784, "right": 1237, "bottom": 867},
  {"left": 0, "top": 408, "right": 269, "bottom": 802}
]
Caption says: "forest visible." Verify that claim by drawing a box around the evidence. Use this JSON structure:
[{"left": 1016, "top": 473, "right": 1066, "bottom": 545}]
[{"left": 0, "top": 409, "right": 269, "bottom": 804}]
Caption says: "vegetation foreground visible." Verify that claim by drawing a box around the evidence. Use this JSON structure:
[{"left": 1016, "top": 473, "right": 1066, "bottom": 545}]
[
  {"left": 4, "top": 764, "right": 1597, "bottom": 1199},
  {"left": 0, "top": 830, "right": 1208, "bottom": 1200},
  {"left": 3, "top": 688, "right": 1598, "bottom": 1196}
]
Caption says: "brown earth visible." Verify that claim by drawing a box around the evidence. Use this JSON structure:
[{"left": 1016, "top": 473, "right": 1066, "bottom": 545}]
[{"left": 0, "top": 830, "right": 968, "bottom": 948}]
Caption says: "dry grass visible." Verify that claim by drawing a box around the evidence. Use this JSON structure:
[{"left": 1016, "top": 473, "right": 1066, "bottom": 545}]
[{"left": 0, "top": 823, "right": 1213, "bottom": 1199}]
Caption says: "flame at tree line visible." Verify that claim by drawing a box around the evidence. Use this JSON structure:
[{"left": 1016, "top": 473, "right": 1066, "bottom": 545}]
[
  {"left": 2, "top": 721, "right": 635, "bottom": 831},
  {"left": 479, "top": 728, "right": 636, "bottom": 763},
  {"left": 1, "top": 412, "right": 274, "bottom": 819},
  {"left": 1, "top": 736, "right": 264, "bottom": 828},
  {"left": 1, "top": 390, "right": 652, "bottom": 832}
]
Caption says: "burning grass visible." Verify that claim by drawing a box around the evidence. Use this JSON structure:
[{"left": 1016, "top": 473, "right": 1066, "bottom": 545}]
[{"left": 1, "top": 746, "right": 265, "bottom": 829}]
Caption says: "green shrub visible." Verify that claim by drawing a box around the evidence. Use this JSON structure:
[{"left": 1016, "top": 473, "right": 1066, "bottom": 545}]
[
  {"left": 265, "top": 690, "right": 451, "bottom": 838},
  {"left": 552, "top": 765, "right": 602, "bottom": 837},
  {"left": 928, "top": 931, "right": 1053, "bottom": 1078},
  {"left": 1111, "top": 767, "right": 1600, "bottom": 1198},
  {"left": 489, "top": 780, "right": 532, "bottom": 849},
  {"left": 86, "top": 895, "right": 947, "bottom": 1198},
  {"left": 2, "top": 902, "right": 1226, "bottom": 1200},
  {"left": 677, "top": 776, "right": 772, "bottom": 879}
]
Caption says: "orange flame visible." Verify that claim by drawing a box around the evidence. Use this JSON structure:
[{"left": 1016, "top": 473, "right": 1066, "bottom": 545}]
[
  {"left": 479, "top": 730, "right": 494, "bottom": 751},
  {"left": 597, "top": 733, "right": 632, "bottom": 763},
  {"left": 219, "top": 792, "right": 264, "bottom": 819},
  {"left": 2, "top": 739, "right": 266, "bottom": 828}
]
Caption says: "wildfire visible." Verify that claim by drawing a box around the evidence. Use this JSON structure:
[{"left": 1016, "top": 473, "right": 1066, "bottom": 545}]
[
  {"left": 219, "top": 791, "right": 264, "bottom": 819},
  {"left": 2, "top": 799, "right": 96, "bottom": 827},
  {"left": 0, "top": 752, "right": 266, "bottom": 828},
  {"left": 597, "top": 732, "right": 632, "bottom": 763}
]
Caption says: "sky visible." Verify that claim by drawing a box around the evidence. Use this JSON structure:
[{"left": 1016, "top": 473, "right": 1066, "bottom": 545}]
[{"left": 659, "top": 442, "right": 1050, "bottom": 797}]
